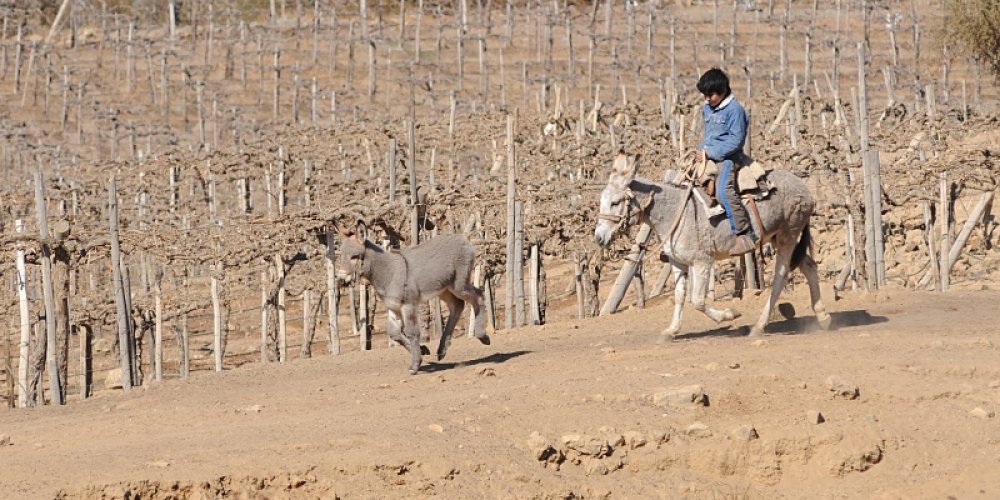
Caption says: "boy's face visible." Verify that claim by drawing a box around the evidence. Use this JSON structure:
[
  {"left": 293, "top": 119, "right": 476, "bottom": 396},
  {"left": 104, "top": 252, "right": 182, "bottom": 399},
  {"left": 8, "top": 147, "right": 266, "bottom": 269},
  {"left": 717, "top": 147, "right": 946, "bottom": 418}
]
[{"left": 703, "top": 92, "right": 725, "bottom": 108}]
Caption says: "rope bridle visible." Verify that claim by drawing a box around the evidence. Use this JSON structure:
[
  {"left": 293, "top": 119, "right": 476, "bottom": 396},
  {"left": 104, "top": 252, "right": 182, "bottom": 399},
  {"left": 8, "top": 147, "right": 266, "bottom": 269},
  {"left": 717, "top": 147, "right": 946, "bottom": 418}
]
[{"left": 597, "top": 186, "right": 653, "bottom": 238}]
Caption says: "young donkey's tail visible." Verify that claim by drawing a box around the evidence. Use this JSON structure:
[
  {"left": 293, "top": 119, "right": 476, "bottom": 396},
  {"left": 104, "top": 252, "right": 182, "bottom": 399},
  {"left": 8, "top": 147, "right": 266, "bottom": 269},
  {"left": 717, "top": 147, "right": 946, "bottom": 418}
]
[{"left": 790, "top": 224, "right": 812, "bottom": 271}]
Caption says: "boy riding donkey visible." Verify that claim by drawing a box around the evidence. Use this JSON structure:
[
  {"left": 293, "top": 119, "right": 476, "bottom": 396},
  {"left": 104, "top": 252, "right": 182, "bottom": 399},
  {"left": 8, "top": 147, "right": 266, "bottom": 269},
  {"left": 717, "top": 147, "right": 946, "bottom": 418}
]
[{"left": 662, "top": 68, "right": 757, "bottom": 260}]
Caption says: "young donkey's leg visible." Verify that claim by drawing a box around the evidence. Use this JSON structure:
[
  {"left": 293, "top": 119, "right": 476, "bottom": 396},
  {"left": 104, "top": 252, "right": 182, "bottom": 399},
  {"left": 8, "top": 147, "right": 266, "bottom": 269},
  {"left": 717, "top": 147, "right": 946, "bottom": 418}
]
[
  {"left": 454, "top": 282, "right": 491, "bottom": 345},
  {"left": 401, "top": 304, "right": 424, "bottom": 374},
  {"left": 659, "top": 264, "right": 688, "bottom": 341},
  {"left": 690, "top": 261, "right": 741, "bottom": 324},
  {"left": 385, "top": 309, "right": 407, "bottom": 348},
  {"left": 435, "top": 291, "right": 465, "bottom": 360}
]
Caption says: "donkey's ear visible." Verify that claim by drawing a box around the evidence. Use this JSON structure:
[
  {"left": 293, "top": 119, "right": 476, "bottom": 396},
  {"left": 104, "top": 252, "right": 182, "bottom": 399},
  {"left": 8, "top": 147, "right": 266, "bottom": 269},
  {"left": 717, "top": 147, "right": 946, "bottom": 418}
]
[
  {"left": 609, "top": 152, "right": 636, "bottom": 189},
  {"left": 334, "top": 221, "right": 354, "bottom": 238},
  {"left": 355, "top": 220, "right": 369, "bottom": 240}
]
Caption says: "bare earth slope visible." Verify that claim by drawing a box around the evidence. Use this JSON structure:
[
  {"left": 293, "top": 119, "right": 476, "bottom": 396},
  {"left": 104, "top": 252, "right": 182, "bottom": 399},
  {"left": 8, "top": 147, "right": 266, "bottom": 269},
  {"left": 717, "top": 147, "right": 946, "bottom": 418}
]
[{"left": 2, "top": 286, "right": 999, "bottom": 499}]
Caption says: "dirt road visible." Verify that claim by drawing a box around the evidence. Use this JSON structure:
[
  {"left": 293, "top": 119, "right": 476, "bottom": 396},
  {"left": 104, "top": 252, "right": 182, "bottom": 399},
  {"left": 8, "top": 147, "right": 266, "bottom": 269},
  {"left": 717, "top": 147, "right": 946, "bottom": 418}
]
[{"left": 1, "top": 285, "right": 998, "bottom": 499}]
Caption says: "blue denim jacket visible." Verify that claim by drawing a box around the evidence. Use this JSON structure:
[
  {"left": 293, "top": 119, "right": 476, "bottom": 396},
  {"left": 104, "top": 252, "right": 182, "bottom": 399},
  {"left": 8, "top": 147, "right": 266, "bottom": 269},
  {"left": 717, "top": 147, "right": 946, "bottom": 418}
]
[{"left": 699, "top": 95, "right": 748, "bottom": 163}]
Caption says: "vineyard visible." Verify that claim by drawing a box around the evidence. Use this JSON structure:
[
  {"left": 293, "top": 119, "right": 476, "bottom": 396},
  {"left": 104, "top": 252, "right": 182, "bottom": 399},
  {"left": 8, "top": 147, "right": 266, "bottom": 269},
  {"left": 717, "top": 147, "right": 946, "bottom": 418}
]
[{"left": 0, "top": 0, "right": 998, "bottom": 498}]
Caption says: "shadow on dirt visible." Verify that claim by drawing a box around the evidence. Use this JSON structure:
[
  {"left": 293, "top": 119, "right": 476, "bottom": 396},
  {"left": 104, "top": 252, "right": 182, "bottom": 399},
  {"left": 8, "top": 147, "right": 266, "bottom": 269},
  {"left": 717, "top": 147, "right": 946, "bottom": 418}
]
[
  {"left": 421, "top": 350, "right": 533, "bottom": 373},
  {"left": 676, "top": 309, "right": 890, "bottom": 340}
]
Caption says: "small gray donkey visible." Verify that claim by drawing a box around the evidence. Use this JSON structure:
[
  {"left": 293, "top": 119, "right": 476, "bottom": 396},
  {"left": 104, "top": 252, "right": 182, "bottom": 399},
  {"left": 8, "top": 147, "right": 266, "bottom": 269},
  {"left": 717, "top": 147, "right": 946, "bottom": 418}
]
[{"left": 338, "top": 230, "right": 492, "bottom": 374}]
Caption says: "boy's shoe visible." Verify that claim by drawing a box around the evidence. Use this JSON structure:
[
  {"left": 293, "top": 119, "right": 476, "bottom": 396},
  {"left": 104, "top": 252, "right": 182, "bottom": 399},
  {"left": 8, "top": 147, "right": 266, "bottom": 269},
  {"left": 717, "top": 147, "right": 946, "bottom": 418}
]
[
  {"left": 729, "top": 234, "right": 757, "bottom": 256},
  {"left": 708, "top": 204, "right": 726, "bottom": 217}
]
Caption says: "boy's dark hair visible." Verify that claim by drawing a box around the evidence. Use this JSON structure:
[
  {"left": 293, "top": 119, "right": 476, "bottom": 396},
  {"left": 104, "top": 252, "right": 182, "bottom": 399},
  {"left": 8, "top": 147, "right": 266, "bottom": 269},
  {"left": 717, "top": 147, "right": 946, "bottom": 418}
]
[{"left": 697, "top": 68, "right": 731, "bottom": 96}]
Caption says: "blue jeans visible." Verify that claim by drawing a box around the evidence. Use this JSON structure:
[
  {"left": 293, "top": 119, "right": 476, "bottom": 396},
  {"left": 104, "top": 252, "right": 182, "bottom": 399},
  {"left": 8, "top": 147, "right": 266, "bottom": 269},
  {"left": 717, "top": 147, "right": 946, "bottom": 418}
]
[{"left": 715, "top": 160, "right": 750, "bottom": 235}]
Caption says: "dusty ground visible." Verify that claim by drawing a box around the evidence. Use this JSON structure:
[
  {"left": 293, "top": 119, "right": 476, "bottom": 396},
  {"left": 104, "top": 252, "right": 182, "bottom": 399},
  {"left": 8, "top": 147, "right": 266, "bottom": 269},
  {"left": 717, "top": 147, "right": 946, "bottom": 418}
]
[
  {"left": 1, "top": 283, "right": 998, "bottom": 499},
  {"left": 1, "top": 2, "right": 999, "bottom": 499}
]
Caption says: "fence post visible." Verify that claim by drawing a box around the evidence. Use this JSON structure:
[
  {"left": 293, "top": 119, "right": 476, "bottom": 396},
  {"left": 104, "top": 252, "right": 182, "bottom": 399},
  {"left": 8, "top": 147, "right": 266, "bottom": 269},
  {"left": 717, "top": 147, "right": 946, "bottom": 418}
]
[
  {"left": 15, "top": 219, "right": 31, "bottom": 407},
  {"left": 109, "top": 176, "right": 134, "bottom": 391},
  {"left": 601, "top": 224, "right": 653, "bottom": 315}
]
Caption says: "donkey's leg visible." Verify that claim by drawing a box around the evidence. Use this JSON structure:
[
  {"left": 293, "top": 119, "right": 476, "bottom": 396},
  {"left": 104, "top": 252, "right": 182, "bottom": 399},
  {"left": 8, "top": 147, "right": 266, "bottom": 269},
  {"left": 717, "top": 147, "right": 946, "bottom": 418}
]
[
  {"left": 454, "top": 283, "right": 491, "bottom": 344},
  {"left": 386, "top": 309, "right": 408, "bottom": 348},
  {"left": 690, "top": 261, "right": 742, "bottom": 324},
  {"left": 798, "top": 254, "right": 832, "bottom": 330},
  {"left": 401, "top": 304, "right": 424, "bottom": 374},
  {"left": 389, "top": 309, "right": 430, "bottom": 355},
  {"left": 658, "top": 264, "right": 688, "bottom": 341},
  {"left": 750, "top": 247, "right": 794, "bottom": 337},
  {"left": 435, "top": 291, "right": 465, "bottom": 361}
]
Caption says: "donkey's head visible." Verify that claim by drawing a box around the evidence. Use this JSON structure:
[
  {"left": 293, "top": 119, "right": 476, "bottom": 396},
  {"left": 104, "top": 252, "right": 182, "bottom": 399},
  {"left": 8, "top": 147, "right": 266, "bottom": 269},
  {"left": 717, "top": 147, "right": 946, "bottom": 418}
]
[
  {"left": 335, "top": 223, "right": 375, "bottom": 283},
  {"left": 594, "top": 152, "right": 640, "bottom": 246}
]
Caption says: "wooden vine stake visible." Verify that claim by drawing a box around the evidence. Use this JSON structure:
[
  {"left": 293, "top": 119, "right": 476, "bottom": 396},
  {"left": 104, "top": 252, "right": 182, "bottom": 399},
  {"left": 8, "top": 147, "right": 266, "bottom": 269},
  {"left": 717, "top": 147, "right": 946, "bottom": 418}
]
[
  {"left": 326, "top": 230, "right": 341, "bottom": 355},
  {"left": 212, "top": 261, "right": 224, "bottom": 371},
  {"left": 260, "top": 266, "right": 270, "bottom": 362},
  {"left": 504, "top": 114, "right": 516, "bottom": 330},
  {"left": 35, "top": 173, "right": 63, "bottom": 404},
  {"left": 153, "top": 271, "right": 163, "bottom": 382},
  {"left": 601, "top": 224, "right": 653, "bottom": 315},
  {"left": 938, "top": 172, "right": 950, "bottom": 291},
  {"left": 109, "top": 176, "right": 135, "bottom": 391},
  {"left": 15, "top": 219, "right": 31, "bottom": 407},
  {"left": 276, "top": 254, "right": 287, "bottom": 361},
  {"left": 857, "top": 42, "right": 885, "bottom": 289}
]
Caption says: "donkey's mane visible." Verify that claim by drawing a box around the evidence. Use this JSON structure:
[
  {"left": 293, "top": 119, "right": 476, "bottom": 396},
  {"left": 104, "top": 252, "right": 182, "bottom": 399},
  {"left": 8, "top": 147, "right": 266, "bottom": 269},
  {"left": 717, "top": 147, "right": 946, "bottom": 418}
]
[{"left": 630, "top": 176, "right": 673, "bottom": 196}]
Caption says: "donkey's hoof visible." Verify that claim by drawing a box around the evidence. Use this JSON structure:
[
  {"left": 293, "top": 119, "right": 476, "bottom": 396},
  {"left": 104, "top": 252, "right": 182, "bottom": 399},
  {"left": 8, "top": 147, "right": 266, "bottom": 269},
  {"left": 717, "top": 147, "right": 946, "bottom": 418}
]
[
  {"left": 436, "top": 351, "right": 447, "bottom": 361},
  {"left": 748, "top": 326, "right": 765, "bottom": 338},
  {"left": 817, "top": 314, "right": 833, "bottom": 330},
  {"left": 726, "top": 308, "right": 742, "bottom": 321},
  {"left": 777, "top": 302, "right": 796, "bottom": 320},
  {"left": 476, "top": 334, "right": 491, "bottom": 346},
  {"left": 420, "top": 345, "right": 431, "bottom": 356},
  {"left": 656, "top": 331, "right": 677, "bottom": 344},
  {"left": 408, "top": 368, "right": 419, "bottom": 375}
]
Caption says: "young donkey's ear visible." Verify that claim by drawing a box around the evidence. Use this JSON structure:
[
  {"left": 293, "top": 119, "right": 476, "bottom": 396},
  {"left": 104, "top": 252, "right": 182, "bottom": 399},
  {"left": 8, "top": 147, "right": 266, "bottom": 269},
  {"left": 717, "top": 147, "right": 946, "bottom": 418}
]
[{"left": 609, "top": 152, "right": 638, "bottom": 190}]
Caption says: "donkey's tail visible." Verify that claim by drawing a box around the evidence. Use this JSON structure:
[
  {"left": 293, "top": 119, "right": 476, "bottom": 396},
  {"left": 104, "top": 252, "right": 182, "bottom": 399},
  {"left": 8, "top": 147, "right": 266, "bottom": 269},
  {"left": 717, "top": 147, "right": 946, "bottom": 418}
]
[{"left": 790, "top": 223, "right": 812, "bottom": 271}]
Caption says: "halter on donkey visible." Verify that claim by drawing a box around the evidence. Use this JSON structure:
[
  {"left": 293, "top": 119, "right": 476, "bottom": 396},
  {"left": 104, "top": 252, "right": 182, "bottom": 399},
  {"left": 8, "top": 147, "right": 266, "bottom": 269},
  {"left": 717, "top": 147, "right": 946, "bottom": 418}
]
[{"left": 594, "top": 153, "right": 832, "bottom": 339}]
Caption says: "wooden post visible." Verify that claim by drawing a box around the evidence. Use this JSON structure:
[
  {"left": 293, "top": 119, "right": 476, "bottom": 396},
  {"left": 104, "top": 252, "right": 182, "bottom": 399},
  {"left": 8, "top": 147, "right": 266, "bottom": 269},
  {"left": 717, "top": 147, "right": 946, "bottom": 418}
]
[
  {"left": 388, "top": 138, "right": 397, "bottom": 202},
  {"left": 35, "top": 173, "right": 63, "bottom": 404},
  {"left": 301, "top": 289, "right": 314, "bottom": 357},
  {"left": 836, "top": 203, "right": 857, "bottom": 292},
  {"left": 368, "top": 40, "right": 376, "bottom": 98},
  {"left": 513, "top": 201, "right": 525, "bottom": 327},
  {"left": 109, "top": 176, "right": 133, "bottom": 391},
  {"left": 326, "top": 231, "right": 341, "bottom": 355},
  {"left": 260, "top": 266, "right": 269, "bottom": 362},
  {"left": 633, "top": 257, "right": 646, "bottom": 309},
  {"left": 504, "top": 115, "right": 516, "bottom": 330},
  {"left": 407, "top": 120, "right": 420, "bottom": 245},
  {"left": 272, "top": 48, "right": 281, "bottom": 119},
  {"left": 15, "top": 220, "right": 31, "bottom": 407},
  {"left": 923, "top": 201, "right": 939, "bottom": 290},
  {"left": 359, "top": 283, "right": 371, "bottom": 350},
  {"left": 601, "top": 224, "right": 653, "bottom": 315},
  {"left": 939, "top": 172, "right": 950, "bottom": 291},
  {"left": 857, "top": 42, "right": 880, "bottom": 290},
  {"left": 528, "top": 243, "right": 541, "bottom": 325},
  {"left": 944, "top": 192, "right": 993, "bottom": 278},
  {"left": 153, "top": 271, "right": 163, "bottom": 382},
  {"left": 212, "top": 262, "right": 224, "bottom": 371},
  {"left": 925, "top": 83, "right": 936, "bottom": 118},
  {"left": 866, "top": 149, "right": 885, "bottom": 286},
  {"left": 276, "top": 254, "right": 287, "bottom": 361}
]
